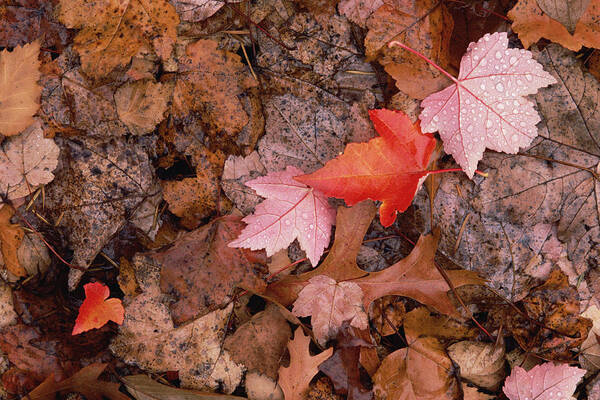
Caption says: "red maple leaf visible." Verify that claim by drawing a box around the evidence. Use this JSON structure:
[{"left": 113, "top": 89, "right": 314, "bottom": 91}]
[
  {"left": 503, "top": 362, "right": 585, "bottom": 400},
  {"left": 410, "top": 32, "right": 556, "bottom": 178},
  {"left": 295, "top": 109, "right": 436, "bottom": 227},
  {"left": 72, "top": 282, "right": 124, "bottom": 335}
]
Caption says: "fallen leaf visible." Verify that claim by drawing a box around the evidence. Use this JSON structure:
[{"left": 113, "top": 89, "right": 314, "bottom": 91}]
[
  {"left": 462, "top": 384, "right": 495, "bottom": 400},
  {"left": 58, "top": 0, "right": 178, "bottom": 80},
  {"left": 114, "top": 79, "right": 171, "bottom": 136},
  {"left": 245, "top": 372, "right": 284, "bottom": 400},
  {"left": 364, "top": 0, "right": 454, "bottom": 99},
  {"left": 0, "top": 40, "right": 41, "bottom": 136},
  {"left": 72, "top": 282, "right": 124, "bottom": 335},
  {"left": 580, "top": 306, "right": 600, "bottom": 371},
  {"left": 372, "top": 337, "right": 457, "bottom": 400},
  {"left": 402, "top": 307, "right": 478, "bottom": 342},
  {"left": 0, "top": 281, "right": 17, "bottom": 329},
  {"left": 0, "top": 119, "right": 59, "bottom": 200},
  {"left": 123, "top": 374, "right": 248, "bottom": 400},
  {"left": 278, "top": 327, "right": 333, "bottom": 400},
  {"left": 44, "top": 137, "right": 153, "bottom": 290},
  {"left": 447, "top": 340, "right": 506, "bottom": 391},
  {"left": 265, "top": 201, "right": 376, "bottom": 306},
  {"left": 224, "top": 305, "right": 291, "bottom": 380},
  {"left": 536, "top": 0, "right": 590, "bottom": 33},
  {"left": 27, "top": 363, "right": 128, "bottom": 400},
  {"left": 507, "top": 268, "right": 592, "bottom": 360},
  {"left": 0, "top": 205, "right": 25, "bottom": 277},
  {"left": 173, "top": 39, "right": 257, "bottom": 136},
  {"left": 296, "top": 109, "right": 436, "bottom": 227},
  {"left": 318, "top": 324, "right": 374, "bottom": 400},
  {"left": 111, "top": 254, "right": 243, "bottom": 393},
  {"left": 502, "top": 362, "right": 585, "bottom": 400},
  {"left": 352, "top": 230, "right": 484, "bottom": 318},
  {"left": 508, "top": 0, "right": 600, "bottom": 51},
  {"left": 229, "top": 166, "right": 336, "bottom": 267},
  {"left": 156, "top": 215, "right": 267, "bottom": 324},
  {"left": 419, "top": 32, "right": 556, "bottom": 178},
  {"left": 292, "top": 275, "right": 368, "bottom": 345},
  {"left": 369, "top": 296, "right": 406, "bottom": 336},
  {"left": 173, "top": 0, "right": 241, "bottom": 22},
  {"left": 339, "top": 0, "right": 383, "bottom": 27},
  {"left": 221, "top": 152, "right": 267, "bottom": 215}
]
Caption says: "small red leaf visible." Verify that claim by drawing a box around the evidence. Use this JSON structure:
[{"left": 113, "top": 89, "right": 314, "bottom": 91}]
[
  {"left": 72, "top": 282, "right": 124, "bottom": 335},
  {"left": 503, "top": 362, "right": 585, "bottom": 400},
  {"left": 296, "top": 109, "right": 436, "bottom": 227}
]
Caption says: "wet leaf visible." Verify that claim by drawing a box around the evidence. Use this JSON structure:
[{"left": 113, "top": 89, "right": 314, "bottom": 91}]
[
  {"left": 502, "top": 362, "right": 585, "bottom": 400},
  {"left": 0, "top": 40, "right": 41, "bottom": 136},
  {"left": 72, "top": 282, "right": 124, "bottom": 335},
  {"left": 229, "top": 166, "right": 336, "bottom": 267},
  {"left": 0, "top": 205, "right": 25, "bottom": 277},
  {"left": 419, "top": 32, "right": 556, "bottom": 178}
]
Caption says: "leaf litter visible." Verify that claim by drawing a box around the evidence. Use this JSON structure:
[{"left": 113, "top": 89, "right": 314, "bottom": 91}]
[{"left": 2, "top": 0, "right": 600, "bottom": 398}]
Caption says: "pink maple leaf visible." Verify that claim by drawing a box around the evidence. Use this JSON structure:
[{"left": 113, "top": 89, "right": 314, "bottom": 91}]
[
  {"left": 292, "top": 275, "right": 368, "bottom": 345},
  {"left": 405, "top": 32, "right": 556, "bottom": 178},
  {"left": 228, "top": 166, "right": 336, "bottom": 266},
  {"left": 503, "top": 362, "right": 585, "bottom": 400}
]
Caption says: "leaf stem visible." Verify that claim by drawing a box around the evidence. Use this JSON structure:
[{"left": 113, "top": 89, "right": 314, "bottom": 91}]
[
  {"left": 426, "top": 167, "right": 489, "bottom": 177},
  {"left": 388, "top": 41, "right": 458, "bottom": 83}
]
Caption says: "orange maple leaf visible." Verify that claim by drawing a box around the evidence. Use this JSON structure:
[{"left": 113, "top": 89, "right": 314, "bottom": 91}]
[
  {"left": 72, "top": 282, "right": 124, "bottom": 335},
  {"left": 296, "top": 109, "right": 436, "bottom": 227}
]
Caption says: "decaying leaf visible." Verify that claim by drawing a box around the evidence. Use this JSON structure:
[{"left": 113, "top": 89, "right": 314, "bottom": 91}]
[
  {"left": 278, "top": 327, "right": 333, "bottom": 400},
  {"left": 114, "top": 79, "right": 171, "bottom": 136},
  {"left": 447, "top": 340, "right": 506, "bottom": 391},
  {"left": 292, "top": 275, "right": 368, "bottom": 345},
  {"left": 297, "top": 109, "right": 436, "bottom": 227},
  {"left": 0, "top": 40, "right": 41, "bottom": 136},
  {"left": 44, "top": 137, "right": 153, "bottom": 290},
  {"left": 111, "top": 254, "right": 244, "bottom": 393},
  {"left": 509, "top": 0, "right": 600, "bottom": 51},
  {"left": 502, "top": 362, "right": 585, "bottom": 400},
  {"left": 173, "top": 39, "right": 257, "bottom": 136},
  {"left": 156, "top": 215, "right": 267, "bottom": 324},
  {"left": 224, "top": 305, "right": 291, "bottom": 380},
  {"left": 0, "top": 281, "right": 17, "bottom": 329},
  {"left": 339, "top": 0, "right": 383, "bottom": 27},
  {"left": 0, "top": 120, "right": 59, "bottom": 200},
  {"left": 229, "top": 166, "right": 336, "bottom": 266},
  {"left": 419, "top": 32, "right": 556, "bottom": 178},
  {"left": 58, "top": 0, "right": 179, "bottom": 79},
  {"left": 580, "top": 306, "right": 600, "bottom": 371},
  {"left": 173, "top": 0, "right": 241, "bottom": 22},
  {"left": 221, "top": 151, "right": 267, "bottom": 215},
  {"left": 364, "top": 0, "right": 454, "bottom": 99},
  {"left": 27, "top": 363, "right": 129, "bottom": 400},
  {"left": 72, "top": 282, "right": 124, "bottom": 335},
  {"left": 507, "top": 268, "right": 592, "bottom": 360},
  {"left": 123, "top": 375, "right": 248, "bottom": 400},
  {"left": 0, "top": 205, "right": 25, "bottom": 278}
]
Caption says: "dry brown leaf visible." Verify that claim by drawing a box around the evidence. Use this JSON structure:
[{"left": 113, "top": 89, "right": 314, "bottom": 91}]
[
  {"left": 462, "top": 384, "right": 495, "bottom": 400},
  {"left": 58, "top": 0, "right": 178, "bottom": 80},
  {"left": 114, "top": 79, "right": 171, "bottom": 136},
  {"left": 509, "top": 0, "right": 600, "bottom": 51},
  {"left": 402, "top": 307, "right": 478, "bottom": 342},
  {"left": 0, "top": 40, "right": 41, "bottom": 136},
  {"left": 364, "top": 0, "right": 454, "bottom": 99},
  {"left": 173, "top": 39, "right": 257, "bottom": 136},
  {"left": 173, "top": 0, "right": 241, "bottom": 22},
  {"left": 111, "top": 254, "right": 244, "bottom": 393},
  {"left": 339, "top": 0, "right": 383, "bottom": 27},
  {"left": 369, "top": 296, "right": 406, "bottom": 336},
  {"left": 27, "top": 363, "right": 129, "bottom": 400},
  {"left": 0, "top": 205, "right": 25, "bottom": 278},
  {"left": 292, "top": 275, "right": 368, "bottom": 345},
  {"left": 353, "top": 231, "right": 484, "bottom": 318},
  {"left": 162, "top": 177, "right": 218, "bottom": 229},
  {"left": 155, "top": 215, "right": 267, "bottom": 324},
  {"left": 447, "top": 341, "right": 506, "bottom": 391},
  {"left": 372, "top": 337, "right": 457, "bottom": 400},
  {"left": 278, "top": 327, "right": 334, "bottom": 400},
  {"left": 224, "top": 305, "right": 291, "bottom": 380},
  {"left": 580, "top": 305, "right": 600, "bottom": 371},
  {"left": 0, "top": 119, "right": 59, "bottom": 200}
]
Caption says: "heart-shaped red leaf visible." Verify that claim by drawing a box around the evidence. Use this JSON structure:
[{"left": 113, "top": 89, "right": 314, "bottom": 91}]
[{"left": 72, "top": 282, "right": 124, "bottom": 335}]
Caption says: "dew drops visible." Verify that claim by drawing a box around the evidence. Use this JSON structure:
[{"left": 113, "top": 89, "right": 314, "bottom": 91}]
[
  {"left": 309, "top": 224, "right": 314, "bottom": 229},
  {"left": 495, "top": 82, "right": 504, "bottom": 92},
  {"left": 465, "top": 99, "right": 471, "bottom": 105},
  {"left": 509, "top": 56, "right": 516, "bottom": 64},
  {"left": 473, "top": 55, "right": 479, "bottom": 61},
  {"left": 433, "top": 115, "right": 439, "bottom": 122},
  {"left": 512, "top": 134, "right": 519, "bottom": 142},
  {"left": 495, "top": 51, "right": 502, "bottom": 59},
  {"left": 513, "top": 108, "right": 519, "bottom": 114},
  {"left": 513, "top": 100, "right": 520, "bottom": 106},
  {"left": 497, "top": 103, "right": 505, "bottom": 110},
  {"left": 467, "top": 125, "right": 474, "bottom": 132},
  {"left": 486, "top": 119, "right": 493, "bottom": 128},
  {"left": 285, "top": 219, "right": 291, "bottom": 226},
  {"left": 525, "top": 74, "right": 533, "bottom": 81},
  {"left": 480, "top": 83, "right": 486, "bottom": 90},
  {"left": 517, "top": 79, "right": 522, "bottom": 85}
]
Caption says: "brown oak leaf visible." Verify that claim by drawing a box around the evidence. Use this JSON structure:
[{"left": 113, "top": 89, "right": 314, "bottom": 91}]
[{"left": 0, "top": 205, "right": 25, "bottom": 277}]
